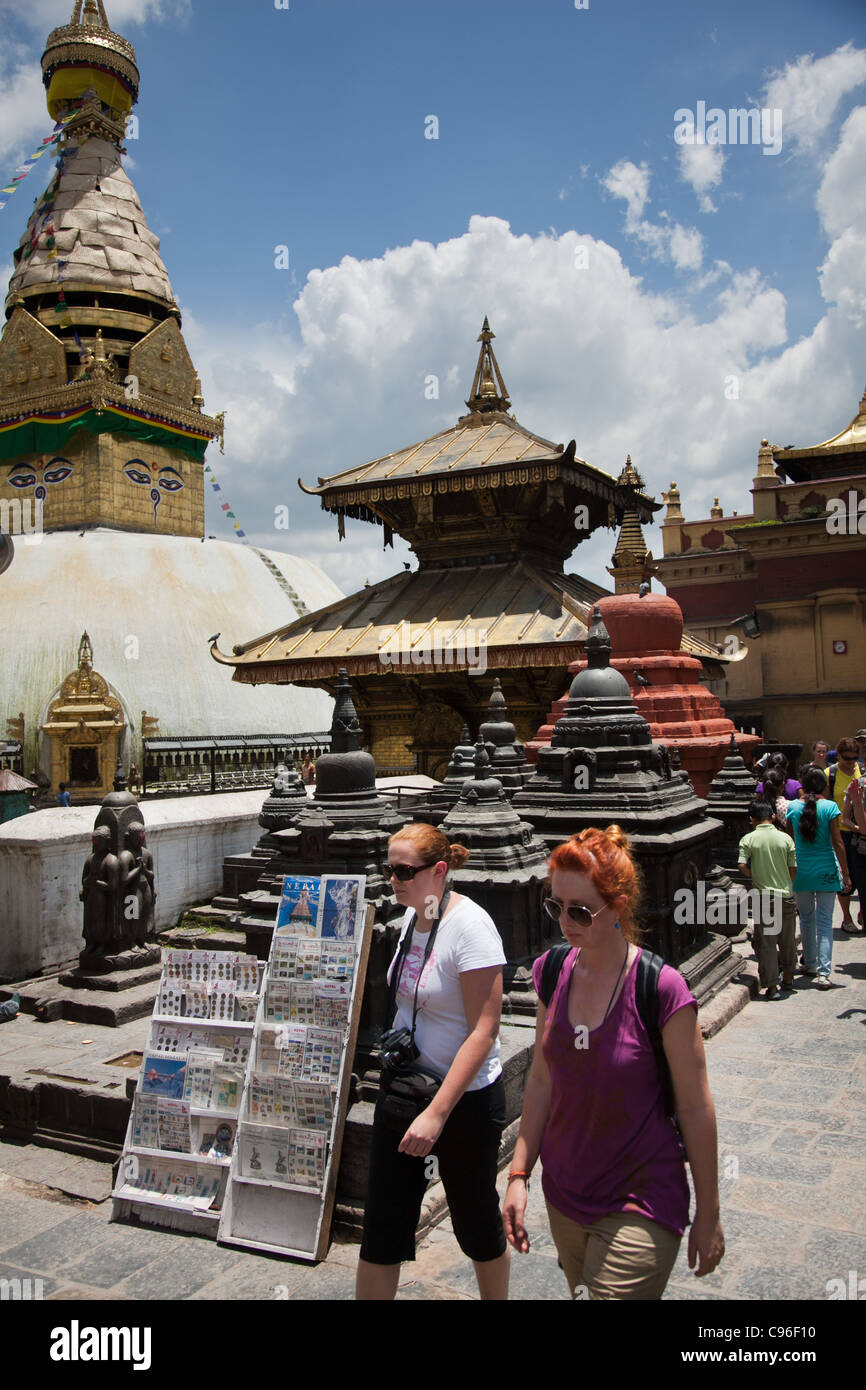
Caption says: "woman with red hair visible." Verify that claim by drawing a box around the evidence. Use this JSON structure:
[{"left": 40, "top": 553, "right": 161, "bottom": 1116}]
[{"left": 502, "top": 826, "right": 724, "bottom": 1299}]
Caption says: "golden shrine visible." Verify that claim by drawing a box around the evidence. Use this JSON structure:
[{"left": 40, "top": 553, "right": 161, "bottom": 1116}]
[{"left": 42, "top": 632, "right": 125, "bottom": 796}]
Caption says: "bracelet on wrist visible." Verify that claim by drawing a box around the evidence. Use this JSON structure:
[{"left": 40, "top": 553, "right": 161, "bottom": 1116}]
[{"left": 507, "top": 1170, "right": 530, "bottom": 1186}]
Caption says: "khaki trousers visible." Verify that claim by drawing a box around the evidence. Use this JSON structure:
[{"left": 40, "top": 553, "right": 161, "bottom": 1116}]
[
  {"left": 754, "top": 894, "right": 798, "bottom": 989},
  {"left": 546, "top": 1201, "right": 681, "bottom": 1300}
]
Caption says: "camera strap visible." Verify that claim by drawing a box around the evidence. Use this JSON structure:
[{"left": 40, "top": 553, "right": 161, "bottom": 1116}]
[{"left": 386, "top": 887, "right": 451, "bottom": 1036}]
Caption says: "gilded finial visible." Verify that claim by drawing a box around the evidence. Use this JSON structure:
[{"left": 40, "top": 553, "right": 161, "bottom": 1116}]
[
  {"left": 663, "top": 481, "right": 684, "bottom": 522},
  {"left": 463, "top": 317, "right": 511, "bottom": 418}
]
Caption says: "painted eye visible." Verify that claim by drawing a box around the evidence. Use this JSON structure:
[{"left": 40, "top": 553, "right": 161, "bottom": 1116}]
[
  {"left": 159, "top": 476, "right": 183, "bottom": 492},
  {"left": 125, "top": 467, "right": 152, "bottom": 486},
  {"left": 44, "top": 466, "right": 72, "bottom": 484},
  {"left": 9, "top": 474, "right": 36, "bottom": 488}
]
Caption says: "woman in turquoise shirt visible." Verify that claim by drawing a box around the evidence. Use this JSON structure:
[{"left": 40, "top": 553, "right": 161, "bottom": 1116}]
[{"left": 786, "top": 768, "right": 851, "bottom": 989}]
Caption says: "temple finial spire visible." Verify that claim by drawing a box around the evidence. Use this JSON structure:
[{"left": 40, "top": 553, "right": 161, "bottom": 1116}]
[
  {"left": 607, "top": 454, "right": 657, "bottom": 594},
  {"left": 464, "top": 317, "right": 511, "bottom": 418},
  {"left": 72, "top": 0, "right": 110, "bottom": 26}
]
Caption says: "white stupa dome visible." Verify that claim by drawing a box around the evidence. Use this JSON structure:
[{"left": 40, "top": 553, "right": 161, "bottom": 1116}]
[{"left": 1, "top": 528, "right": 342, "bottom": 775}]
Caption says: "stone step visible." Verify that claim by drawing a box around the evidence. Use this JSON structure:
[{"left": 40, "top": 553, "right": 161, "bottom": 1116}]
[{"left": 5, "top": 975, "right": 158, "bottom": 1026}]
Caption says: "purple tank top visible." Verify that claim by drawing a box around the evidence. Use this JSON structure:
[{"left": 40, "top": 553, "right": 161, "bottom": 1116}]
[{"left": 532, "top": 948, "right": 696, "bottom": 1237}]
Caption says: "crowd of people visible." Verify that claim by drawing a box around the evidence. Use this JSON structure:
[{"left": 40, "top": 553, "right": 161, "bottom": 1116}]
[
  {"left": 358, "top": 821, "right": 725, "bottom": 1303},
  {"left": 357, "top": 730, "right": 864, "bottom": 1301},
  {"left": 743, "top": 732, "right": 866, "bottom": 997}
]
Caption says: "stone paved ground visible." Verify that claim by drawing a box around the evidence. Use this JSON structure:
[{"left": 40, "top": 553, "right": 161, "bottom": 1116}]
[{"left": 1, "top": 908, "right": 864, "bottom": 1304}]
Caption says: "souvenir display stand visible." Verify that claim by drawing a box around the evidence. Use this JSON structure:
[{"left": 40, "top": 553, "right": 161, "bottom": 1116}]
[
  {"left": 111, "top": 949, "right": 264, "bottom": 1237},
  {"left": 218, "top": 875, "right": 372, "bottom": 1262}
]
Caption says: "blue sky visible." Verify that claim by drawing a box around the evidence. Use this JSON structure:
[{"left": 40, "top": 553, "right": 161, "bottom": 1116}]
[{"left": 1, "top": 0, "right": 865, "bottom": 597}]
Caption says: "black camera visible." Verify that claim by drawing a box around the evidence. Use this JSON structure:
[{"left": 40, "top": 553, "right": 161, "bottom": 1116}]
[{"left": 379, "top": 1026, "right": 419, "bottom": 1071}]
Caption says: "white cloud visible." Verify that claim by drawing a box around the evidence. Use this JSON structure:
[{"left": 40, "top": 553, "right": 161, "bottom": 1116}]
[
  {"left": 817, "top": 106, "right": 866, "bottom": 325},
  {"left": 602, "top": 159, "right": 704, "bottom": 268},
  {"left": 677, "top": 137, "right": 726, "bottom": 213},
  {"left": 178, "top": 189, "right": 866, "bottom": 605},
  {"left": 0, "top": 57, "right": 51, "bottom": 166},
  {"left": 762, "top": 42, "right": 866, "bottom": 156},
  {"left": 602, "top": 159, "right": 650, "bottom": 224}
]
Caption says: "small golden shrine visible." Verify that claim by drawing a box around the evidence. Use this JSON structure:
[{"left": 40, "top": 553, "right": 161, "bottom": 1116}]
[{"left": 41, "top": 632, "right": 125, "bottom": 795}]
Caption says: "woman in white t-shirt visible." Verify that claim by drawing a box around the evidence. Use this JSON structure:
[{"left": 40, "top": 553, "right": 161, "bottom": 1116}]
[{"left": 356, "top": 824, "right": 509, "bottom": 1301}]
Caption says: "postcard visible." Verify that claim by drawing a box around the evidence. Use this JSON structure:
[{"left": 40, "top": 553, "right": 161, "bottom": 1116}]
[
  {"left": 319, "top": 875, "right": 366, "bottom": 941},
  {"left": 140, "top": 1054, "right": 187, "bottom": 1099},
  {"left": 275, "top": 877, "right": 320, "bottom": 937}
]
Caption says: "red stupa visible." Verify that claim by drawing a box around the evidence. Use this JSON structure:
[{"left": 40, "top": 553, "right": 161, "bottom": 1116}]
[{"left": 527, "top": 591, "right": 759, "bottom": 798}]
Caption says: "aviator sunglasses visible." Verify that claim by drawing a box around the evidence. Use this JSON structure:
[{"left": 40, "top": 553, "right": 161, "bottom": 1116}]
[{"left": 543, "top": 898, "right": 608, "bottom": 928}]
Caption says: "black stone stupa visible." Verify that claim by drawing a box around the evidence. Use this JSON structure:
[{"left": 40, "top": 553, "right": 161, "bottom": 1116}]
[
  {"left": 512, "top": 606, "right": 740, "bottom": 998},
  {"left": 439, "top": 742, "right": 552, "bottom": 996},
  {"left": 705, "top": 732, "right": 759, "bottom": 881},
  {"left": 228, "top": 670, "right": 409, "bottom": 955},
  {"left": 417, "top": 722, "right": 477, "bottom": 826},
  {"left": 478, "top": 678, "right": 529, "bottom": 795}
]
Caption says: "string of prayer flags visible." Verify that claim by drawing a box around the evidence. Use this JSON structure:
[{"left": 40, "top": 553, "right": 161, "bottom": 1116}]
[
  {"left": 204, "top": 462, "right": 247, "bottom": 541},
  {"left": 0, "top": 115, "right": 75, "bottom": 211}
]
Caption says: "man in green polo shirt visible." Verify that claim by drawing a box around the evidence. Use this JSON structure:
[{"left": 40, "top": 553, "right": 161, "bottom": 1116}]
[{"left": 739, "top": 799, "right": 798, "bottom": 1000}]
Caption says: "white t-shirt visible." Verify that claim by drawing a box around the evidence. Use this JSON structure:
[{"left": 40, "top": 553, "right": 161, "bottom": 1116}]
[{"left": 388, "top": 896, "right": 506, "bottom": 1091}]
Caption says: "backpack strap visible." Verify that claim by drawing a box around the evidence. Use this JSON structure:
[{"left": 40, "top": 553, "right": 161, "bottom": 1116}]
[
  {"left": 538, "top": 942, "right": 572, "bottom": 1008},
  {"left": 636, "top": 948, "right": 677, "bottom": 1118}
]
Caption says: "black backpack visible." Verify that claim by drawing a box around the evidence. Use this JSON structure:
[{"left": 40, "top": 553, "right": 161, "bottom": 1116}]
[{"left": 538, "top": 944, "right": 679, "bottom": 1124}]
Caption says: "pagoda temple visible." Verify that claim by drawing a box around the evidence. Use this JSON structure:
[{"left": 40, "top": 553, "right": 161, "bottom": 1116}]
[
  {"left": 212, "top": 319, "right": 659, "bottom": 777},
  {"left": 0, "top": 2, "right": 339, "bottom": 796}
]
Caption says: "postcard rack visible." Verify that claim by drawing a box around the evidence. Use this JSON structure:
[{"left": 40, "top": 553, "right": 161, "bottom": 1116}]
[
  {"left": 111, "top": 948, "right": 264, "bottom": 1237},
  {"left": 218, "top": 875, "right": 372, "bottom": 1261}
]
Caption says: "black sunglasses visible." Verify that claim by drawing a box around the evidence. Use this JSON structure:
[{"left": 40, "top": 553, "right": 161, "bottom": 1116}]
[
  {"left": 543, "top": 899, "right": 607, "bottom": 928},
  {"left": 388, "top": 861, "right": 435, "bottom": 882}
]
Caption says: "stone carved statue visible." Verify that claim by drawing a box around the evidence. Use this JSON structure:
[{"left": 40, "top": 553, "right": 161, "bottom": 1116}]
[
  {"left": 79, "top": 793, "right": 160, "bottom": 973},
  {"left": 118, "top": 821, "right": 156, "bottom": 946},
  {"left": 80, "top": 826, "right": 119, "bottom": 952}
]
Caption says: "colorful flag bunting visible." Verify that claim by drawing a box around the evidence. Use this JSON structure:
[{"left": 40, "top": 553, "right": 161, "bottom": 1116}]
[
  {"left": 0, "top": 114, "right": 74, "bottom": 213},
  {"left": 205, "top": 461, "right": 248, "bottom": 544}
]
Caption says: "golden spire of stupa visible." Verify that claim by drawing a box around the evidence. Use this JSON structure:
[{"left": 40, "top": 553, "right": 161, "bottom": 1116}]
[
  {"left": 464, "top": 317, "right": 512, "bottom": 418},
  {"left": 607, "top": 456, "right": 658, "bottom": 594},
  {"left": 41, "top": 0, "right": 140, "bottom": 144}
]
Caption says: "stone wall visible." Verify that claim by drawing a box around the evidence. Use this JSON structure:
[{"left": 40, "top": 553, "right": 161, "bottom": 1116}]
[{"left": 0, "top": 790, "right": 268, "bottom": 982}]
